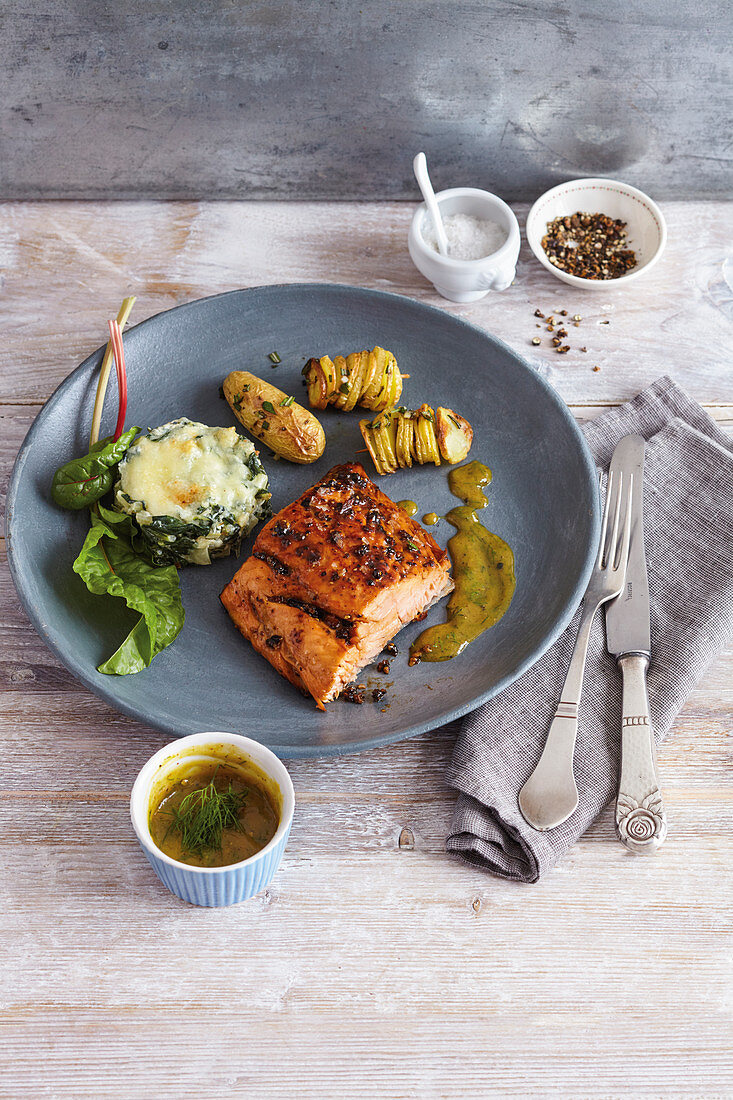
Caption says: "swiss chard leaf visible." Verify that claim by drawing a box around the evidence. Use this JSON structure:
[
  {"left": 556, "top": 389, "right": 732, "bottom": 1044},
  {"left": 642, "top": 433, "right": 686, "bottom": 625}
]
[
  {"left": 73, "top": 503, "right": 184, "bottom": 675},
  {"left": 51, "top": 427, "right": 140, "bottom": 510}
]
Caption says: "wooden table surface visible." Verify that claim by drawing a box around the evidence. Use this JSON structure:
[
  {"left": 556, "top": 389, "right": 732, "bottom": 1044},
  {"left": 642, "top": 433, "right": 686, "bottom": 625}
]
[{"left": 2, "top": 201, "right": 732, "bottom": 1099}]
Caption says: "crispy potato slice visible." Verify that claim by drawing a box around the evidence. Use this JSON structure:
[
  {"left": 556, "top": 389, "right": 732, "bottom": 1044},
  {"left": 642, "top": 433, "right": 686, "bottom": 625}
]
[
  {"left": 414, "top": 405, "right": 440, "bottom": 466},
  {"left": 342, "top": 351, "right": 367, "bottom": 412},
  {"left": 359, "top": 420, "right": 387, "bottom": 475},
  {"left": 436, "top": 406, "right": 473, "bottom": 463},
  {"left": 304, "top": 357, "right": 327, "bottom": 408},
  {"left": 395, "top": 411, "right": 414, "bottom": 468},
  {"left": 372, "top": 410, "right": 399, "bottom": 473}
]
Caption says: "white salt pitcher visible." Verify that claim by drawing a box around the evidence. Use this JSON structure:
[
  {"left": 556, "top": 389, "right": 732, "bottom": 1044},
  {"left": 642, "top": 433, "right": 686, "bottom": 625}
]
[{"left": 408, "top": 186, "right": 521, "bottom": 303}]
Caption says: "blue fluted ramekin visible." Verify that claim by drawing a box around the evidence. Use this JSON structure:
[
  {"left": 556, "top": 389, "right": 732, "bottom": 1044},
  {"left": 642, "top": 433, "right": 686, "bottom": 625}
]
[{"left": 130, "top": 732, "right": 295, "bottom": 907}]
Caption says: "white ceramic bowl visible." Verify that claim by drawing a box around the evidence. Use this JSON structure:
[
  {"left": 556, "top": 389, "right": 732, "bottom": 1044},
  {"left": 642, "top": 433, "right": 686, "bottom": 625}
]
[
  {"left": 130, "top": 732, "right": 295, "bottom": 907},
  {"left": 408, "top": 187, "right": 521, "bottom": 303},
  {"left": 526, "top": 177, "right": 667, "bottom": 289}
]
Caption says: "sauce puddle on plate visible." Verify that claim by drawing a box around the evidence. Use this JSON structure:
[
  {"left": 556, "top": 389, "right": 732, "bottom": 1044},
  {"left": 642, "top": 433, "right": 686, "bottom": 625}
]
[{"left": 409, "top": 460, "right": 515, "bottom": 663}]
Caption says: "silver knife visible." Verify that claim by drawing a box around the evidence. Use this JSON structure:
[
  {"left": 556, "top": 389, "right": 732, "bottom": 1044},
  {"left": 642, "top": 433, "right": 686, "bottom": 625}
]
[{"left": 605, "top": 434, "right": 667, "bottom": 853}]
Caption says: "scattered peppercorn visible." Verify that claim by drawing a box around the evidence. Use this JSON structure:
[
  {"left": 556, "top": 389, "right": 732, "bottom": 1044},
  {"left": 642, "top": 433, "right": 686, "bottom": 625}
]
[
  {"left": 534, "top": 309, "right": 545, "bottom": 318},
  {"left": 593, "top": 365, "right": 601, "bottom": 372},
  {"left": 377, "top": 659, "right": 391, "bottom": 674},
  {"left": 580, "top": 346, "right": 588, "bottom": 352},
  {"left": 556, "top": 345, "right": 570, "bottom": 354},
  {"left": 343, "top": 684, "right": 365, "bottom": 704},
  {"left": 383, "top": 642, "right": 398, "bottom": 656},
  {"left": 531, "top": 337, "right": 541, "bottom": 346},
  {"left": 573, "top": 314, "right": 582, "bottom": 322},
  {"left": 372, "top": 688, "right": 386, "bottom": 702},
  {"left": 541, "top": 212, "right": 637, "bottom": 280}
]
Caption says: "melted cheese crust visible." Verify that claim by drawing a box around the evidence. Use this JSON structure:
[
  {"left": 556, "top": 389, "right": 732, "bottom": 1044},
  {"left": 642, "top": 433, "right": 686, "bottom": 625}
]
[{"left": 118, "top": 419, "right": 264, "bottom": 523}]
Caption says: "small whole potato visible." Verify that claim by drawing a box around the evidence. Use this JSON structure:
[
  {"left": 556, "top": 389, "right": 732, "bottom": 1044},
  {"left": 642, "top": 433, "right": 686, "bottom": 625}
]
[{"left": 223, "top": 371, "right": 326, "bottom": 464}]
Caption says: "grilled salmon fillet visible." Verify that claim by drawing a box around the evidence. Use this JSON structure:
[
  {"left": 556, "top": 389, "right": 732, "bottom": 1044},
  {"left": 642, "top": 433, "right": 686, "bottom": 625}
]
[{"left": 220, "top": 462, "right": 453, "bottom": 708}]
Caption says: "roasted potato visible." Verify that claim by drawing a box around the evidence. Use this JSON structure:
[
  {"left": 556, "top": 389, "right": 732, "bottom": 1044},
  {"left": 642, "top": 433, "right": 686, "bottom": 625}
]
[
  {"left": 359, "top": 403, "right": 473, "bottom": 475},
  {"left": 223, "top": 371, "right": 325, "bottom": 464},
  {"left": 304, "top": 347, "right": 403, "bottom": 412},
  {"left": 436, "top": 407, "right": 473, "bottom": 464}
]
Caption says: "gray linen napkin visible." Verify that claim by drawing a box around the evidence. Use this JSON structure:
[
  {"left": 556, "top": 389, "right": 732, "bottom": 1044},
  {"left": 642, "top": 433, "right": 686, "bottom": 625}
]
[{"left": 446, "top": 376, "right": 733, "bottom": 882}]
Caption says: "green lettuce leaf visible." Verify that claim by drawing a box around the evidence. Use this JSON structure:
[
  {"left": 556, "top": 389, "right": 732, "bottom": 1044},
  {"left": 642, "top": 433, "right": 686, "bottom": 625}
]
[
  {"left": 51, "top": 427, "right": 140, "bottom": 510},
  {"left": 73, "top": 503, "right": 184, "bottom": 675}
]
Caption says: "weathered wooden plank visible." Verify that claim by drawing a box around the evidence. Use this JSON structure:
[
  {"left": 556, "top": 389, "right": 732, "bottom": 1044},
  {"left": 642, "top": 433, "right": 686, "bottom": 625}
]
[
  {"left": 1, "top": 202, "right": 731, "bottom": 406},
  {"left": 2, "top": 1013, "right": 730, "bottom": 1100}
]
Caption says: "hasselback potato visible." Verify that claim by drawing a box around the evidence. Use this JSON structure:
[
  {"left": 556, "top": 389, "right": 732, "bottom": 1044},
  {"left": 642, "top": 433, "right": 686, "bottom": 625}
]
[
  {"left": 303, "top": 347, "right": 403, "bottom": 412},
  {"left": 360, "top": 405, "right": 473, "bottom": 476}
]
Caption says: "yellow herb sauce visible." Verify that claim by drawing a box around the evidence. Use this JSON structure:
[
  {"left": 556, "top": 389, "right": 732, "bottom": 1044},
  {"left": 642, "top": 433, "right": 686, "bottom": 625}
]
[
  {"left": 149, "top": 755, "right": 279, "bottom": 868},
  {"left": 410, "top": 460, "right": 515, "bottom": 662}
]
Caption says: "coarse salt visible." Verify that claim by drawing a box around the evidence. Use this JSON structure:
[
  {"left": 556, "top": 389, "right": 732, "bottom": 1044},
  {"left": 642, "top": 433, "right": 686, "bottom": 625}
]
[{"left": 422, "top": 213, "right": 506, "bottom": 261}]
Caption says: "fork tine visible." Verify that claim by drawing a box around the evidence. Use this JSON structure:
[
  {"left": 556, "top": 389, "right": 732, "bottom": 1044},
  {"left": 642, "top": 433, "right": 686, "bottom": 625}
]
[
  {"left": 598, "top": 470, "right": 614, "bottom": 567},
  {"left": 607, "top": 470, "right": 624, "bottom": 568},
  {"left": 614, "top": 474, "right": 634, "bottom": 572}
]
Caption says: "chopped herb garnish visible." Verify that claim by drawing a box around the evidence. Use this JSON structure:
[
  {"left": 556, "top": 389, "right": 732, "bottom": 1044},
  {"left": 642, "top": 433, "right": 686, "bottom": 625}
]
[
  {"left": 262, "top": 400, "right": 276, "bottom": 414},
  {"left": 261, "top": 420, "right": 270, "bottom": 431},
  {"left": 406, "top": 540, "right": 419, "bottom": 552},
  {"left": 164, "top": 779, "right": 248, "bottom": 856},
  {"left": 279, "top": 395, "right": 295, "bottom": 407},
  {"left": 268, "top": 351, "right": 281, "bottom": 364},
  {"left": 448, "top": 414, "right": 461, "bottom": 428},
  {"left": 339, "top": 382, "right": 350, "bottom": 395},
  {"left": 232, "top": 394, "right": 244, "bottom": 411}
]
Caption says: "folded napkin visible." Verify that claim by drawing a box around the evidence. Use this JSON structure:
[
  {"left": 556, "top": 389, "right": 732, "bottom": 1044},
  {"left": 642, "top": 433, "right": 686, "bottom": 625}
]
[{"left": 446, "top": 377, "right": 733, "bottom": 882}]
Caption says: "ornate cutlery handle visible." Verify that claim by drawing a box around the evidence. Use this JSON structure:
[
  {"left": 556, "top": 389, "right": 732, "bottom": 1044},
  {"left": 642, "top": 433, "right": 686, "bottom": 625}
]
[{"left": 615, "top": 654, "right": 667, "bottom": 853}]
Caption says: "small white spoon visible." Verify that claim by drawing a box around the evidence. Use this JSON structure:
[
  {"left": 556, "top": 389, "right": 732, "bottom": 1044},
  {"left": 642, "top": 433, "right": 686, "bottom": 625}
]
[{"left": 413, "top": 152, "right": 449, "bottom": 256}]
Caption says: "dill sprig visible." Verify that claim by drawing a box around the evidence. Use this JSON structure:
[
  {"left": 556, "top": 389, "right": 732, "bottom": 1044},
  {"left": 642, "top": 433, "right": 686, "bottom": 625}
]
[{"left": 165, "top": 780, "right": 248, "bottom": 856}]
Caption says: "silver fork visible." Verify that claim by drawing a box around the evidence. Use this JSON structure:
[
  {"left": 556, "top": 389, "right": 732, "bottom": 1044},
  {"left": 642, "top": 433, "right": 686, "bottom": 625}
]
[{"left": 518, "top": 471, "right": 633, "bottom": 831}]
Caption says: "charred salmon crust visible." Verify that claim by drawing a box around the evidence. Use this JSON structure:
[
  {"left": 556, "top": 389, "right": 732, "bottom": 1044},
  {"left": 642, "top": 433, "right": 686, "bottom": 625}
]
[{"left": 220, "top": 462, "right": 453, "bottom": 708}]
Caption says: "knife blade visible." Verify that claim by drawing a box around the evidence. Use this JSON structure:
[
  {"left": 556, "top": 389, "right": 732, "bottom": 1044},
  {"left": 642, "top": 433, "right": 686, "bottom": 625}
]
[
  {"left": 604, "top": 433, "right": 667, "bottom": 853},
  {"left": 605, "top": 434, "right": 650, "bottom": 657}
]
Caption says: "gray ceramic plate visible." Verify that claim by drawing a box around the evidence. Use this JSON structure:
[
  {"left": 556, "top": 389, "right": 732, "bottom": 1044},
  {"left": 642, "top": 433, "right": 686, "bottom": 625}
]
[{"left": 7, "top": 284, "right": 599, "bottom": 758}]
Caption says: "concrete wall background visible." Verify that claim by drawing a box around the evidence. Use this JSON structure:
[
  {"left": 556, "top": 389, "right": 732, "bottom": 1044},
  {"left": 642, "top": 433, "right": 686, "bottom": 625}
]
[{"left": 1, "top": 1, "right": 730, "bottom": 201}]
